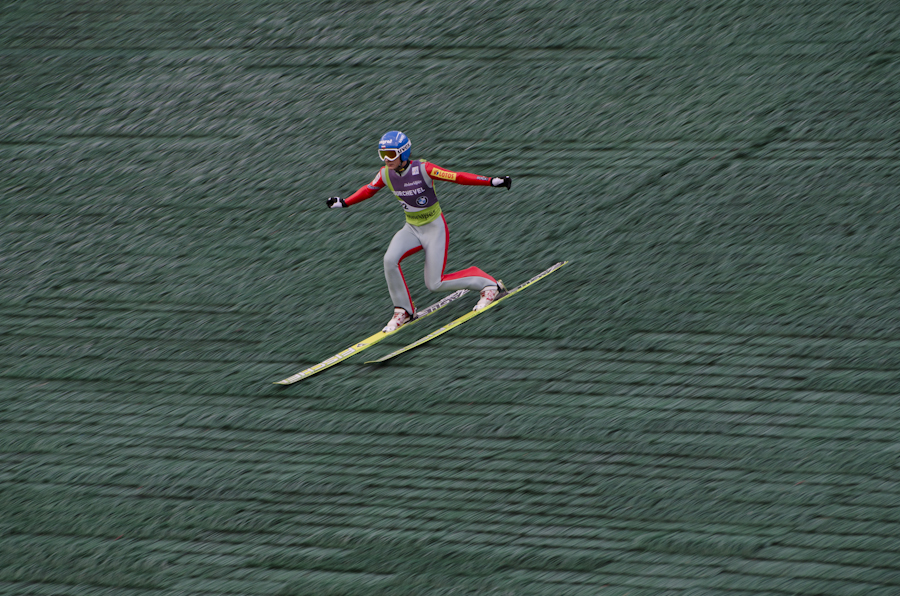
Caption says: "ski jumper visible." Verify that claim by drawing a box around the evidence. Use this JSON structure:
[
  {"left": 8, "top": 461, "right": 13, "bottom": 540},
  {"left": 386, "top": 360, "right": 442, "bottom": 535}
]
[{"left": 343, "top": 160, "right": 498, "bottom": 315}]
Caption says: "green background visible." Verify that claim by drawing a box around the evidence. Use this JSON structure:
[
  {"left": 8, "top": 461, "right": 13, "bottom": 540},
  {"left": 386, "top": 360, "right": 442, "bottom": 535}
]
[{"left": 2, "top": 1, "right": 899, "bottom": 594}]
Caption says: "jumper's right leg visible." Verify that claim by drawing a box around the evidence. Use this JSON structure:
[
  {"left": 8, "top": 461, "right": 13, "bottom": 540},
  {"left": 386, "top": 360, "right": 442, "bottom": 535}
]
[{"left": 383, "top": 224, "right": 422, "bottom": 323}]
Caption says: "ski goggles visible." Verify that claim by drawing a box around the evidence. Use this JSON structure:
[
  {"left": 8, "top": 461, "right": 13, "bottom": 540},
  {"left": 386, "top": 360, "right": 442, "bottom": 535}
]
[
  {"left": 378, "top": 148, "right": 402, "bottom": 161},
  {"left": 378, "top": 140, "right": 411, "bottom": 162}
]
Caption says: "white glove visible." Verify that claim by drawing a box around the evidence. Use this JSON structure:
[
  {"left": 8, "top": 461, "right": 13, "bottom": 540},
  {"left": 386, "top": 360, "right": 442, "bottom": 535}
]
[{"left": 491, "top": 176, "right": 512, "bottom": 190}]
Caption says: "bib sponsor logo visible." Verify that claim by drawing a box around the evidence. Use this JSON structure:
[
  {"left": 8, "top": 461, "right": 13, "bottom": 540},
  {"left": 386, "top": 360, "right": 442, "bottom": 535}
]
[
  {"left": 412, "top": 166, "right": 419, "bottom": 175},
  {"left": 396, "top": 187, "right": 426, "bottom": 197},
  {"left": 408, "top": 209, "right": 435, "bottom": 220},
  {"left": 404, "top": 203, "right": 441, "bottom": 224},
  {"left": 431, "top": 168, "right": 457, "bottom": 182},
  {"left": 416, "top": 196, "right": 428, "bottom": 206}
]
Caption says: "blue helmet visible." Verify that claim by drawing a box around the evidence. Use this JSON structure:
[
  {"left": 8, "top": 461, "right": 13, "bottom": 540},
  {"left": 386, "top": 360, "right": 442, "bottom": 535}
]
[{"left": 378, "top": 131, "right": 412, "bottom": 162}]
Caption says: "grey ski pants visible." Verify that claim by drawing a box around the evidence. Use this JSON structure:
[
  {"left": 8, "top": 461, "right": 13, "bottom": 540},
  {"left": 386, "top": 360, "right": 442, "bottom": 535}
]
[{"left": 384, "top": 214, "right": 496, "bottom": 315}]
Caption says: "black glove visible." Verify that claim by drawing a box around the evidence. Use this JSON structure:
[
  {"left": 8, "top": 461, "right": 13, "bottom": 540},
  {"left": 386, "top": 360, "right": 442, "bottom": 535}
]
[
  {"left": 326, "top": 197, "right": 346, "bottom": 209},
  {"left": 491, "top": 176, "right": 512, "bottom": 190}
]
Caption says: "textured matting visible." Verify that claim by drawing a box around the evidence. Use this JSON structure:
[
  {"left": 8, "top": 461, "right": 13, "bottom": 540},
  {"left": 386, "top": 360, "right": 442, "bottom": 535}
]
[{"left": 1, "top": 1, "right": 899, "bottom": 594}]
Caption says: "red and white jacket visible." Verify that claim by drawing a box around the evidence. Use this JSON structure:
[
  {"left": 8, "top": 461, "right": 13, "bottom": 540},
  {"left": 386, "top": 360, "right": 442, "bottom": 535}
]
[{"left": 344, "top": 161, "right": 493, "bottom": 206}]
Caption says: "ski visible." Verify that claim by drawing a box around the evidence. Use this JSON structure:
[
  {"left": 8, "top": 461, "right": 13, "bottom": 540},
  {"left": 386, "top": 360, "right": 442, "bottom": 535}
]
[
  {"left": 274, "top": 289, "right": 470, "bottom": 384},
  {"left": 366, "top": 261, "right": 568, "bottom": 364}
]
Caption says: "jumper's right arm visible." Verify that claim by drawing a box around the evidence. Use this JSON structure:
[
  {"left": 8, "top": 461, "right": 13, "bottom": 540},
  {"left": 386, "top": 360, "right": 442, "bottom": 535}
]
[{"left": 327, "top": 171, "right": 386, "bottom": 208}]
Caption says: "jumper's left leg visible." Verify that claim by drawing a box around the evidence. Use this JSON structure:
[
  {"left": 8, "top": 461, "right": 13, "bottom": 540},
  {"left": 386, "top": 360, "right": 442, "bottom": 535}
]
[{"left": 420, "top": 214, "right": 497, "bottom": 294}]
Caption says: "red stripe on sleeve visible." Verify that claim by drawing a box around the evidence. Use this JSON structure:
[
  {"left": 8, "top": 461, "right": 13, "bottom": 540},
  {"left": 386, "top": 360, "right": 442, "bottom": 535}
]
[{"left": 344, "top": 170, "right": 386, "bottom": 206}]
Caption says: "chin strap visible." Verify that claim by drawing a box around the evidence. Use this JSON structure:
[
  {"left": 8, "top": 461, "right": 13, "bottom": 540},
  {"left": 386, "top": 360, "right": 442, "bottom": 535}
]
[{"left": 397, "top": 160, "right": 410, "bottom": 174}]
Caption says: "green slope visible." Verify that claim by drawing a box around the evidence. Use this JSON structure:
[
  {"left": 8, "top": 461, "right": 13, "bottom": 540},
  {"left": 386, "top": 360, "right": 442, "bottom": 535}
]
[{"left": 1, "top": 1, "right": 898, "bottom": 594}]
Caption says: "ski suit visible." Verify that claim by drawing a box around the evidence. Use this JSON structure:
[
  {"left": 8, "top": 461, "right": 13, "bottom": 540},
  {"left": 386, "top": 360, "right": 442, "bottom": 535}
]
[{"left": 344, "top": 160, "right": 498, "bottom": 315}]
